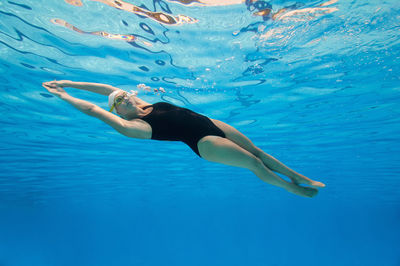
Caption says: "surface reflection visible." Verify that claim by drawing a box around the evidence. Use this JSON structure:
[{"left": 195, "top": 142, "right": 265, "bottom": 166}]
[
  {"left": 65, "top": 0, "right": 198, "bottom": 26},
  {"left": 51, "top": 18, "right": 138, "bottom": 43}
]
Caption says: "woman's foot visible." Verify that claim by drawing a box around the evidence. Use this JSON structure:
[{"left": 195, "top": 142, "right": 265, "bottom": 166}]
[
  {"left": 309, "top": 180, "right": 326, "bottom": 188},
  {"left": 290, "top": 175, "right": 326, "bottom": 188}
]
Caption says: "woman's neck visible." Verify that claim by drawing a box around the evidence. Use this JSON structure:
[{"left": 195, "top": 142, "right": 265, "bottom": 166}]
[
  {"left": 136, "top": 105, "right": 153, "bottom": 118},
  {"left": 134, "top": 96, "right": 151, "bottom": 106}
]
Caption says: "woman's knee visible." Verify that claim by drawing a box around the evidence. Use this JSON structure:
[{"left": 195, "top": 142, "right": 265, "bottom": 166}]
[
  {"left": 252, "top": 146, "right": 263, "bottom": 157},
  {"left": 211, "top": 119, "right": 261, "bottom": 155}
]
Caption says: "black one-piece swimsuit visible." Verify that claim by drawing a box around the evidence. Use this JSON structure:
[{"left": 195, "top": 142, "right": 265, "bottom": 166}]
[{"left": 140, "top": 102, "right": 226, "bottom": 157}]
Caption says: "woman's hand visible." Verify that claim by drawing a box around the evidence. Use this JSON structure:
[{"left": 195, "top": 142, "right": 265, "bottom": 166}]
[
  {"left": 43, "top": 80, "right": 71, "bottom": 88},
  {"left": 42, "top": 81, "right": 68, "bottom": 98}
]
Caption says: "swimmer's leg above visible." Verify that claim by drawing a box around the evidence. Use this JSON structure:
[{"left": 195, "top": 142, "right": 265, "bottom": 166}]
[
  {"left": 198, "top": 136, "right": 318, "bottom": 198},
  {"left": 211, "top": 119, "right": 325, "bottom": 188}
]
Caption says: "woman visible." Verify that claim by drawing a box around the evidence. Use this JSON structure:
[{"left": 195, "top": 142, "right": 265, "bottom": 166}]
[{"left": 42, "top": 80, "right": 325, "bottom": 198}]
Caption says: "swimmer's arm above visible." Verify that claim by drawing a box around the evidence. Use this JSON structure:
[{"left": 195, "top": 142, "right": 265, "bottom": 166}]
[{"left": 46, "top": 80, "right": 120, "bottom": 96}]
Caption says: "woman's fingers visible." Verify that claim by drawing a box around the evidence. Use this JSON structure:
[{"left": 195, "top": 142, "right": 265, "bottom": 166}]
[
  {"left": 43, "top": 84, "right": 53, "bottom": 92},
  {"left": 43, "top": 82, "right": 62, "bottom": 93},
  {"left": 42, "top": 80, "right": 59, "bottom": 87},
  {"left": 42, "top": 81, "right": 67, "bottom": 98},
  {"left": 43, "top": 82, "right": 54, "bottom": 87},
  {"left": 43, "top": 85, "right": 66, "bottom": 98},
  {"left": 43, "top": 83, "right": 58, "bottom": 89},
  {"left": 43, "top": 84, "right": 53, "bottom": 91}
]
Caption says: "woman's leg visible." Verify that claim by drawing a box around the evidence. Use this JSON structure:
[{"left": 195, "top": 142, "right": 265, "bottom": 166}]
[
  {"left": 198, "top": 136, "right": 318, "bottom": 198},
  {"left": 211, "top": 119, "right": 325, "bottom": 188}
]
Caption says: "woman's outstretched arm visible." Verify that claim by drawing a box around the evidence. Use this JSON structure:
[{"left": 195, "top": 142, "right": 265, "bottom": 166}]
[
  {"left": 42, "top": 82, "right": 150, "bottom": 138},
  {"left": 44, "top": 80, "right": 120, "bottom": 96}
]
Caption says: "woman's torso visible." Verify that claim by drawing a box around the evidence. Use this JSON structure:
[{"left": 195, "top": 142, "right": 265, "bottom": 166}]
[
  {"left": 139, "top": 102, "right": 212, "bottom": 141},
  {"left": 137, "top": 102, "right": 225, "bottom": 156}
]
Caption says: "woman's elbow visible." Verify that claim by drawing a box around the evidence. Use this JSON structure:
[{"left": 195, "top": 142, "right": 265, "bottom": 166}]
[{"left": 85, "top": 105, "right": 100, "bottom": 116}]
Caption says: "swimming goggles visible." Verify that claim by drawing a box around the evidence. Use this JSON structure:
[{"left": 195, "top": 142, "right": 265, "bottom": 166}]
[{"left": 109, "top": 91, "right": 128, "bottom": 113}]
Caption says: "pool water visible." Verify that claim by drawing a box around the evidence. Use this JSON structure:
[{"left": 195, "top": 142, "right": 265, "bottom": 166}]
[{"left": 0, "top": 0, "right": 399, "bottom": 265}]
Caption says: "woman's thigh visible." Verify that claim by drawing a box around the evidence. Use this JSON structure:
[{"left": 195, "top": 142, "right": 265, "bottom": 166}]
[
  {"left": 197, "top": 135, "right": 261, "bottom": 170},
  {"left": 210, "top": 119, "right": 261, "bottom": 156}
]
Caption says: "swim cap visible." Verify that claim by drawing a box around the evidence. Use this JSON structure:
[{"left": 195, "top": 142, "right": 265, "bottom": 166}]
[{"left": 108, "top": 89, "right": 139, "bottom": 114}]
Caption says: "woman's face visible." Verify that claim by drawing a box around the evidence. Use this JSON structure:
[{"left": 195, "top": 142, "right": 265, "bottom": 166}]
[{"left": 114, "top": 91, "right": 137, "bottom": 119}]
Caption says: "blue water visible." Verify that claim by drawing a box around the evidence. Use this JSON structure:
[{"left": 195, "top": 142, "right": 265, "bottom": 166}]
[{"left": 0, "top": 0, "right": 399, "bottom": 265}]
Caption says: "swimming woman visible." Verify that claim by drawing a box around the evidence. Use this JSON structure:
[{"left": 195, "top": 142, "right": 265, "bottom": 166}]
[{"left": 42, "top": 80, "right": 325, "bottom": 198}]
